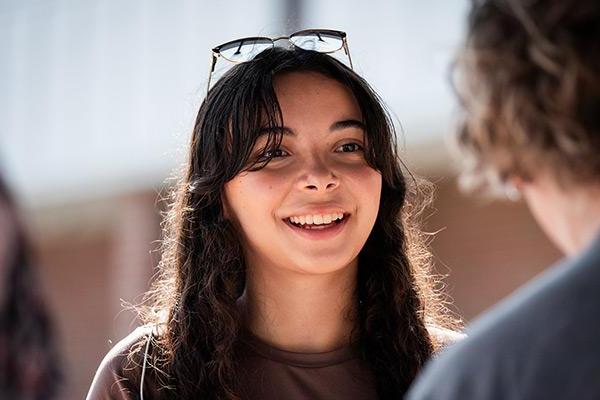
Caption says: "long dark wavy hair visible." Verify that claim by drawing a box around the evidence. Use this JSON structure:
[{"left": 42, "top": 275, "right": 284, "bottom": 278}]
[
  {"left": 0, "top": 174, "right": 62, "bottom": 399},
  {"left": 141, "top": 47, "right": 453, "bottom": 399}
]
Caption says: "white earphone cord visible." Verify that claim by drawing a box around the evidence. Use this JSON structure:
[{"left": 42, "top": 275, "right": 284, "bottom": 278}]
[{"left": 139, "top": 333, "right": 152, "bottom": 400}]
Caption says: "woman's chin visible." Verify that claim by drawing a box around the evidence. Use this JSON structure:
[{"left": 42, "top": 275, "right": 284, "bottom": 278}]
[{"left": 281, "top": 254, "right": 359, "bottom": 276}]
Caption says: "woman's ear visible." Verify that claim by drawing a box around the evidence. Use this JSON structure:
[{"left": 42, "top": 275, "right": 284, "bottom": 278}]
[
  {"left": 510, "top": 176, "right": 527, "bottom": 191},
  {"left": 221, "top": 194, "right": 231, "bottom": 220}
]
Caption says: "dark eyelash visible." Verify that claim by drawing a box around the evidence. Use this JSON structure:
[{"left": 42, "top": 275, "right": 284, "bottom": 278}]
[
  {"left": 254, "top": 148, "right": 288, "bottom": 164},
  {"left": 260, "top": 148, "right": 287, "bottom": 159}
]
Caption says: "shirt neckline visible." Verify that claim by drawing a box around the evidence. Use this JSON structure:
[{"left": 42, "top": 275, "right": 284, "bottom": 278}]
[{"left": 239, "top": 329, "right": 360, "bottom": 368}]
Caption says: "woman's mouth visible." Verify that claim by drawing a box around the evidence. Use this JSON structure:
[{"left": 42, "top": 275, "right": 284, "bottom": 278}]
[
  {"left": 286, "top": 212, "right": 345, "bottom": 228},
  {"left": 283, "top": 212, "right": 350, "bottom": 238}
]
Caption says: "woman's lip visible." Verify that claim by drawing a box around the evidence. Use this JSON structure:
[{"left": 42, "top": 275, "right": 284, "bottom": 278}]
[
  {"left": 282, "top": 208, "right": 349, "bottom": 219},
  {"left": 283, "top": 215, "right": 349, "bottom": 240}
]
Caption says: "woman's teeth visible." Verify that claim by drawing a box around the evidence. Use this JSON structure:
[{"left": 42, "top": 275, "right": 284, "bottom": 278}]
[{"left": 288, "top": 213, "right": 345, "bottom": 226}]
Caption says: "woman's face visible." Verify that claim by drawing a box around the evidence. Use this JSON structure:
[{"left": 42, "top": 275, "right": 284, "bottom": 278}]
[{"left": 223, "top": 71, "right": 382, "bottom": 276}]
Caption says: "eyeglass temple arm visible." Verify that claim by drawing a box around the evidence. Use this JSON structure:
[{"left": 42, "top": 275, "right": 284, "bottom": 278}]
[
  {"left": 207, "top": 53, "right": 218, "bottom": 94},
  {"left": 342, "top": 38, "right": 353, "bottom": 69}
]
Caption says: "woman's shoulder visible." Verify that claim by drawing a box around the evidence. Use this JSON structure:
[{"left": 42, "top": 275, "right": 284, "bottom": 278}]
[
  {"left": 86, "top": 325, "right": 160, "bottom": 400},
  {"left": 426, "top": 324, "right": 466, "bottom": 351}
]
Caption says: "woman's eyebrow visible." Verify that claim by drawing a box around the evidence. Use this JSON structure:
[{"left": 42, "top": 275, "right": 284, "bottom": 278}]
[
  {"left": 257, "top": 119, "right": 365, "bottom": 137},
  {"left": 330, "top": 119, "right": 366, "bottom": 131},
  {"left": 258, "top": 126, "right": 295, "bottom": 136}
]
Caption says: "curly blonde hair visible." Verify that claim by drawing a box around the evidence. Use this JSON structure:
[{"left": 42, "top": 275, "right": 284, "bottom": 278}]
[{"left": 454, "top": 0, "right": 600, "bottom": 191}]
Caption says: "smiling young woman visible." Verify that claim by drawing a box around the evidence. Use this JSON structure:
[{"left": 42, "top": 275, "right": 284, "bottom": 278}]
[{"left": 87, "top": 45, "right": 461, "bottom": 400}]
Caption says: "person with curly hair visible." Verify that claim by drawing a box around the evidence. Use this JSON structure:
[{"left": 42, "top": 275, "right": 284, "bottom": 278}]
[
  {"left": 0, "top": 173, "right": 62, "bottom": 399},
  {"left": 87, "top": 32, "right": 460, "bottom": 400},
  {"left": 407, "top": 0, "right": 600, "bottom": 399}
]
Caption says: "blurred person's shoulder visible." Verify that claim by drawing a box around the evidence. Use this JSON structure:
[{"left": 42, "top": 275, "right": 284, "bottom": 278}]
[
  {"left": 86, "top": 324, "right": 166, "bottom": 400},
  {"left": 408, "top": 238, "right": 600, "bottom": 399}
]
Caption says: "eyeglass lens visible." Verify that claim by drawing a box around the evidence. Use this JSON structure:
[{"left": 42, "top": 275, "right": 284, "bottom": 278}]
[
  {"left": 290, "top": 31, "right": 344, "bottom": 53},
  {"left": 218, "top": 38, "right": 273, "bottom": 63}
]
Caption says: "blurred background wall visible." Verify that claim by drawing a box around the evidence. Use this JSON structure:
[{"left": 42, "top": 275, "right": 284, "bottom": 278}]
[{"left": 0, "top": 0, "right": 561, "bottom": 398}]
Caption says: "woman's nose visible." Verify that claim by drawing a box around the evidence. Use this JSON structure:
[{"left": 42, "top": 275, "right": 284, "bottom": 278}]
[{"left": 298, "top": 158, "right": 340, "bottom": 192}]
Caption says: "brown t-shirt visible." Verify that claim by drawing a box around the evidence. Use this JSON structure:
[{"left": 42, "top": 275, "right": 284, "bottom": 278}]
[{"left": 86, "top": 326, "right": 378, "bottom": 400}]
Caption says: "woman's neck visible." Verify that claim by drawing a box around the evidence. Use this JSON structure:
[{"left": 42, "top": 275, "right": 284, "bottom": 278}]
[{"left": 238, "top": 261, "right": 358, "bottom": 353}]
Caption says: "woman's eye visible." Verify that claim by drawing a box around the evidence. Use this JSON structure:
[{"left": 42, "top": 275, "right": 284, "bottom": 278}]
[
  {"left": 335, "top": 143, "right": 363, "bottom": 153},
  {"left": 259, "top": 148, "right": 288, "bottom": 160}
]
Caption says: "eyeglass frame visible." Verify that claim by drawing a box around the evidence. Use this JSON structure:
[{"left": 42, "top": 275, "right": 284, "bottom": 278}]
[{"left": 206, "top": 29, "right": 354, "bottom": 93}]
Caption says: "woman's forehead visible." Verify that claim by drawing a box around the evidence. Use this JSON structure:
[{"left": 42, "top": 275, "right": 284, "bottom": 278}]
[{"left": 272, "top": 71, "right": 363, "bottom": 127}]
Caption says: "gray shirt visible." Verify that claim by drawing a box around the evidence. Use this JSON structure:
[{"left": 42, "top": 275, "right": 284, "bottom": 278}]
[{"left": 407, "top": 232, "right": 600, "bottom": 400}]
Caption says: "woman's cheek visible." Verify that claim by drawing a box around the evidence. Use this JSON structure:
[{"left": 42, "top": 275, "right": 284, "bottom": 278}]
[
  {"left": 239, "top": 170, "right": 290, "bottom": 206},
  {"left": 339, "top": 162, "right": 381, "bottom": 185}
]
